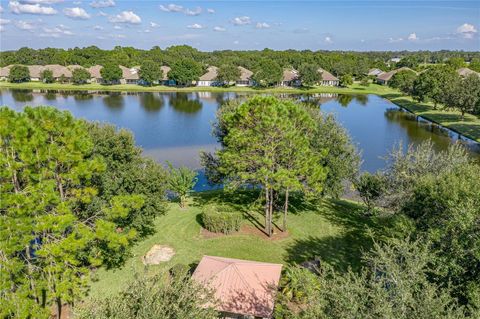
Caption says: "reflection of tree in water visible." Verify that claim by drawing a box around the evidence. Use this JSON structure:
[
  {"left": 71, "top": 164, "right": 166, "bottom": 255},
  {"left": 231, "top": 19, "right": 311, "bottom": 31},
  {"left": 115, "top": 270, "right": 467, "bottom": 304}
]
[
  {"left": 11, "top": 89, "right": 33, "bottom": 102},
  {"left": 337, "top": 94, "right": 354, "bottom": 107},
  {"left": 74, "top": 93, "right": 93, "bottom": 101},
  {"left": 140, "top": 93, "right": 164, "bottom": 112},
  {"left": 355, "top": 94, "right": 369, "bottom": 106},
  {"left": 103, "top": 93, "right": 124, "bottom": 109},
  {"left": 44, "top": 90, "right": 57, "bottom": 100},
  {"left": 170, "top": 93, "right": 202, "bottom": 114}
]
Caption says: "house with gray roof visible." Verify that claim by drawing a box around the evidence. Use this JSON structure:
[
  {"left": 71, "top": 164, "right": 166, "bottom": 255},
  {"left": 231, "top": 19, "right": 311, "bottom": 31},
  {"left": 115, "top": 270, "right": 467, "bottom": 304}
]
[
  {"left": 281, "top": 68, "right": 301, "bottom": 87},
  {"left": 87, "top": 65, "right": 104, "bottom": 84},
  {"left": 0, "top": 65, "right": 12, "bottom": 81},
  {"left": 318, "top": 67, "right": 339, "bottom": 86},
  {"left": 120, "top": 66, "right": 141, "bottom": 84},
  {"left": 197, "top": 66, "right": 220, "bottom": 87},
  {"left": 376, "top": 67, "right": 415, "bottom": 85},
  {"left": 236, "top": 66, "right": 254, "bottom": 86}
]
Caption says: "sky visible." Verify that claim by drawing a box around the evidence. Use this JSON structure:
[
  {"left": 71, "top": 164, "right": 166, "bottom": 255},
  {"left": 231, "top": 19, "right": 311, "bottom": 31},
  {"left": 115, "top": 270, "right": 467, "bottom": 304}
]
[{"left": 0, "top": 0, "right": 478, "bottom": 51}]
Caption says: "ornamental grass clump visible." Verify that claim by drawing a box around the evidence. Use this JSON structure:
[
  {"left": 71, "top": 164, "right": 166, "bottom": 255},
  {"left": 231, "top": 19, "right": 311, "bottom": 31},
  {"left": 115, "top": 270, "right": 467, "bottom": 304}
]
[{"left": 201, "top": 205, "right": 243, "bottom": 234}]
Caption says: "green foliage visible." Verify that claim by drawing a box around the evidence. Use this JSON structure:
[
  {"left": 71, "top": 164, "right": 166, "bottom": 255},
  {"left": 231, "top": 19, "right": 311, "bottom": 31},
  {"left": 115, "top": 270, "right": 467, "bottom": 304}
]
[
  {"left": 252, "top": 59, "right": 283, "bottom": 87},
  {"left": 412, "top": 66, "right": 457, "bottom": 108},
  {"left": 278, "top": 266, "right": 321, "bottom": 304},
  {"left": 100, "top": 63, "right": 122, "bottom": 84},
  {"left": 217, "top": 64, "right": 241, "bottom": 84},
  {"left": 298, "top": 64, "right": 321, "bottom": 87},
  {"left": 168, "top": 59, "right": 203, "bottom": 85},
  {"left": 201, "top": 205, "right": 243, "bottom": 234},
  {"left": 360, "top": 77, "right": 369, "bottom": 86},
  {"left": 354, "top": 172, "right": 385, "bottom": 214},
  {"left": 444, "top": 73, "right": 480, "bottom": 118},
  {"left": 0, "top": 107, "right": 142, "bottom": 318},
  {"left": 167, "top": 162, "right": 197, "bottom": 208},
  {"left": 469, "top": 58, "right": 480, "bottom": 72},
  {"left": 277, "top": 238, "right": 467, "bottom": 319},
  {"left": 75, "top": 271, "right": 218, "bottom": 319},
  {"left": 72, "top": 68, "right": 91, "bottom": 84},
  {"left": 446, "top": 57, "right": 466, "bottom": 69},
  {"left": 8, "top": 65, "right": 30, "bottom": 82},
  {"left": 389, "top": 69, "right": 417, "bottom": 94},
  {"left": 40, "top": 69, "right": 54, "bottom": 83},
  {"left": 139, "top": 60, "right": 163, "bottom": 85},
  {"left": 339, "top": 74, "right": 353, "bottom": 87}
]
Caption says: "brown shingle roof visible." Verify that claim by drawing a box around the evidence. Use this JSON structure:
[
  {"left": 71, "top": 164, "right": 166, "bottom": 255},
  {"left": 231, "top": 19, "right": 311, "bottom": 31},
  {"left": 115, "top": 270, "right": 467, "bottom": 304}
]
[
  {"left": 120, "top": 65, "right": 140, "bottom": 80},
  {"left": 28, "top": 65, "right": 45, "bottom": 78},
  {"left": 282, "top": 68, "right": 299, "bottom": 82},
  {"left": 318, "top": 67, "right": 339, "bottom": 81},
  {"left": 161, "top": 65, "right": 171, "bottom": 80},
  {"left": 199, "top": 66, "right": 218, "bottom": 81},
  {"left": 238, "top": 66, "right": 253, "bottom": 81},
  {"left": 457, "top": 67, "right": 479, "bottom": 77},
  {"left": 192, "top": 256, "right": 282, "bottom": 318},
  {"left": 0, "top": 65, "right": 12, "bottom": 77},
  {"left": 44, "top": 64, "right": 71, "bottom": 78},
  {"left": 88, "top": 65, "right": 103, "bottom": 79},
  {"left": 377, "top": 67, "right": 414, "bottom": 82}
]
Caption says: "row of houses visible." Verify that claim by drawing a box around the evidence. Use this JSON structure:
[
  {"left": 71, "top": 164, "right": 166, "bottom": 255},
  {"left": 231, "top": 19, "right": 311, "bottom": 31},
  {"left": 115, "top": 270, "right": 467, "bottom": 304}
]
[
  {"left": 369, "top": 66, "right": 480, "bottom": 86},
  {"left": 0, "top": 63, "right": 340, "bottom": 87}
]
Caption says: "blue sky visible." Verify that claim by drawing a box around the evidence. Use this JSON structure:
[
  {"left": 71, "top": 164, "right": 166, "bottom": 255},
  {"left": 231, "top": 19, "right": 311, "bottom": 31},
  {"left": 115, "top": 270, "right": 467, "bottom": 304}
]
[{"left": 0, "top": 0, "right": 478, "bottom": 51}]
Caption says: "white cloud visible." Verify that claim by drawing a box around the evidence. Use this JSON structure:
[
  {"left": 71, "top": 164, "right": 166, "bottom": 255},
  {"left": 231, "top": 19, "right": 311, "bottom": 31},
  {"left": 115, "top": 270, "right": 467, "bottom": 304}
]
[
  {"left": 407, "top": 33, "right": 418, "bottom": 41},
  {"left": 98, "top": 10, "right": 107, "bottom": 16},
  {"left": 456, "top": 23, "right": 477, "bottom": 39},
  {"left": 15, "top": 20, "right": 36, "bottom": 30},
  {"left": 232, "top": 16, "right": 251, "bottom": 25},
  {"left": 113, "top": 25, "right": 121, "bottom": 29},
  {"left": 90, "top": 0, "right": 115, "bottom": 8},
  {"left": 185, "top": 7, "right": 201, "bottom": 16},
  {"left": 0, "top": 5, "right": 3, "bottom": 13},
  {"left": 150, "top": 22, "right": 159, "bottom": 28},
  {"left": 213, "top": 26, "right": 226, "bottom": 32},
  {"left": 324, "top": 36, "right": 333, "bottom": 43},
  {"left": 108, "top": 11, "right": 141, "bottom": 24},
  {"left": 93, "top": 25, "right": 103, "bottom": 30},
  {"left": 159, "top": 4, "right": 183, "bottom": 12},
  {"left": 187, "top": 23, "right": 203, "bottom": 29},
  {"left": 41, "top": 24, "right": 73, "bottom": 37},
  {"left": 138, "top": 29, "right": 150, "bottom": 33},
  {"left": 21, "top": 0, "right": 63, "bottom": 4},
  {"left": 0, "top": 18, "right": 11, "bottom": 25},
  {"left": 233, "top": 40, "right": 239, "bottom": 44},
  {"left": 207, "top": 8, "right": 214, "bottom": 14},
  {"left": 64, "top": 7, "right": 90, "bottom": 19},
  {"left": 0, "top": 25, "right": 5, "bottom": 32},
  {"left": 389, "top": 37, "right": 403, "bottom": 43},
  {"left": 255, "top": 22, "right": 270, "bottom": 29},
  {"left": 9, "top": 1, "right": 57, "bottom": 15}
]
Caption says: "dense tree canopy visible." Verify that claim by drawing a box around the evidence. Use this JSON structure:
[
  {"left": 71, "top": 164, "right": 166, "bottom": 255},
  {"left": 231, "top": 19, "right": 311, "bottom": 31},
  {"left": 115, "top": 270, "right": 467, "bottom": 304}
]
[
  {"left": 252, "top": 59, "right": 283, "bottom": 87},
  {"left": 298, "top": 64, "right": 321, "bottom": 87},
  {"left": 72, "top": 67, "right": 91, "bottom": 84},
  {"left": 100, "top": 63, "right": 122, "bottom": 84},
  {"left": 389, "top": 69, "right": 417, "bottom": 94},
  {"left": 412, "top": 66, "right": 457, "bottom": 108},
  {"left": 8, "top": 65, "right": 30, "bottom": 83},
  {"left": 139, "top": 60, "right": 163, "bottom": 85},
  {"left": 40, "top": 69, "right": 54, "bottom": 83},
  {"left": 216, "top": 64, "right": 241, "bottom": 84},
  {"left": 168, "top": 59, "right": 203, "bottom": 85}
]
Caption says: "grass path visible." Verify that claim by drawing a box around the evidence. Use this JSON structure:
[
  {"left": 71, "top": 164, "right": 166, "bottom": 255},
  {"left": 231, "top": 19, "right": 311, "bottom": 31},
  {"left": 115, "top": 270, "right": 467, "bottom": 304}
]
[{"left": 88, "top": 191, "right": 383, "bottom": 299}]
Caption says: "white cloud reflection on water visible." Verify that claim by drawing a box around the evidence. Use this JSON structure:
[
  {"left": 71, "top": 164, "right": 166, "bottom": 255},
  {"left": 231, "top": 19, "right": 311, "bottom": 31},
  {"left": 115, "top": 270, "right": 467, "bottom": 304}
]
[{"left": 143, "top": 143, "right": 218, "bottom": 169}]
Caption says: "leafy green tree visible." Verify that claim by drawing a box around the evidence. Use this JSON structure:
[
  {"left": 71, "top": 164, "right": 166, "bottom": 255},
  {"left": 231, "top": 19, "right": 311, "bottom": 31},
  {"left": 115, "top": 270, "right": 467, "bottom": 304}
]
[
  {"left": 412, "top": 66, "right": 457, "bottom": 109},
  {"left": 339, "top": 74, "right": 353, "bottom": 87},
  {"left": 100, "top": 63, "right": 122, "bottom": 84},
  {"left": 75, "top": 271, "right": 218, "bottom": 319},
  {"left": 40, "top": 69, "right": 54, "bottom": 83},
  {"left": 217, "top": 64, "right": 241, "bottom": 85},
  {"left": 0, "top": 107, "right": 143, "bottom": 319},
  {"left": 8, "top": 65, "right": 30, "bottom": 82},
  {"left": 167, "top": 162, "right": 198, "bottom": 208},
  {"left": 139, "top": 60, "right": 163, "bottom": 85},
  {"left": 354, "top": 172, "right": 385, "bottom": 214},
  {"left": 168, "top": 59, "right": 203, "bottom": 86},
  {"left": 444, "top": 73, "right": 480, "bottom": 119},
  {"left": 58, "top": 74, "right": 67, "bottom": 83},
  {"left": 252, "top": 59, "right": 283, "bottom": 87},
  {"left": 389, "top": 69, "right": 417, "bottom": 94},
  {"left": 469, "top": 58, "right": 480, "bottom": 72},
  {"left": 72, "top": 68, "right": 91, "bottom": 84},
  {"left": 360, "top": 77, "right": 369, "bottom": 86},
  {"left": 446, "top": 57, "right": 466, "bottom": 69},
  {"left": 298, "top": 64, "right": 321, "bottom": 87},
  {"left": 204, "top": 97, "right": 328, "bottom": 235}
]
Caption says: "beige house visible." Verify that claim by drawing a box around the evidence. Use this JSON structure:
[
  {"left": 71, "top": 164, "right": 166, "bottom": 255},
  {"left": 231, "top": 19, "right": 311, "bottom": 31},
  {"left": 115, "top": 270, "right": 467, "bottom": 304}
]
[
  {"left": 197, "top": 66, "right": 220, "bottom": 86},
  {"left": 120, "top": 66, "right": 141, "bottom": 84},
  {"left": 376, "top": 67, "right": 415, "bottom": 85},
  {"left": 87, "top": 65, "right": 104, "bottom": 83},
  {"left": 0, "top": 65, "right": 12, "bottom": 81},
  {"left": 281, "top": 68, "right": 301, "bottom": 87},
  {"left": 367, "top": 68, "right": 384, "bottom": 76},
  {"left": 27, "top": 65, "right": 45, "bottom": 81},
  {"left": 192, "top": 256, "right": 283, "bottom": 319},
  {"left": 43, "top": 64, "right": 72, "bottom": 81},
  {"left": 160, "top": 65, "right": 176, "bottom": 86},
  {"left": 236, "top": 66, "right": 254, "bottom": 86},
  {"left": 457, "top": 67, "right": 480, "bottom": 78},
  {"left": 318, "top": 67, "right": 339, "bottom": 86}
]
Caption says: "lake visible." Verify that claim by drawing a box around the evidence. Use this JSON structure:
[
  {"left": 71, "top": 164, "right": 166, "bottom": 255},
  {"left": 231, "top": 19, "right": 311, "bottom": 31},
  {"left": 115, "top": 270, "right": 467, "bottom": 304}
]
[{"left": 1, "top": 89, "right": 479, "bottom": 190}]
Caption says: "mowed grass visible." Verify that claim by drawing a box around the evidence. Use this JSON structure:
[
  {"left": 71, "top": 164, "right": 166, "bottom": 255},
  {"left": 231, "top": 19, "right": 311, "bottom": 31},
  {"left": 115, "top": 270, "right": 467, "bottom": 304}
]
[{"left": 88, "top": 190, "right": 384, "bottom": 299}]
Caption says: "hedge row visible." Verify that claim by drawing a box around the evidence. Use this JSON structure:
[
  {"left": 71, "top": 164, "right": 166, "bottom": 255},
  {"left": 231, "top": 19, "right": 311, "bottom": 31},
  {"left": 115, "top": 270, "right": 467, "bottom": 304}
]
[{"left": 201, "top": 205, "right": 243, "bottom": 234}]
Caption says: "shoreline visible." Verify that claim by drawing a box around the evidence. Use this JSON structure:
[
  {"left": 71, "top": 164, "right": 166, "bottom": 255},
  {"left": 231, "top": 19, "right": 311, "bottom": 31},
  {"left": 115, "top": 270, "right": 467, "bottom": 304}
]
[{"left": 1, "top": 81, "right": 479, "bottom": 143}]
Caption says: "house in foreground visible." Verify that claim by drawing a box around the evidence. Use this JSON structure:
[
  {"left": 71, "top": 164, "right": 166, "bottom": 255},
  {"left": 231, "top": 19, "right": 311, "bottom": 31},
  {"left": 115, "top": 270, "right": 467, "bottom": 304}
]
[
  {"left": 318, "top": 68, "right": 339, "bottom": 86},
  {"left": 192, "top": 256, "right": 282, "bottom": 319},
  {"left": 197, "top": 66, "right": 221, "bottom": 86},
  {"left": 280, "top": 68, "right": 301, "bottom": 87}
]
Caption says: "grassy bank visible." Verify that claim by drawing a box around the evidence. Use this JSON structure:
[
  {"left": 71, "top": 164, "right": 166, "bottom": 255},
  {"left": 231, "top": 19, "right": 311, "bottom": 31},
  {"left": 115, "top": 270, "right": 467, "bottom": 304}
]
[
  {"left": 1, "top": 81, "right": 479, "bottom": 142},
  {"left": 88, "top": 190, "right": 385, "bottom": 299}
]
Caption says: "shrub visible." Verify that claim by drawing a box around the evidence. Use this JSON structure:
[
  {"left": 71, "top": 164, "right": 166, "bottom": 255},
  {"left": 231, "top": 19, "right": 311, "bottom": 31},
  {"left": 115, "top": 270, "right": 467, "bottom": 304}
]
[{"left": 201, "top": 205, "right": 242, "bottom": 234}]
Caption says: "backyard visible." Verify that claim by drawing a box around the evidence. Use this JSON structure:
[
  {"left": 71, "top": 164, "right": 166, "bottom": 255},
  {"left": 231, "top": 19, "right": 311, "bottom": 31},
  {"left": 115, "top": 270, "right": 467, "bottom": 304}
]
[{"left": 88, "top": 190, "right": 386, "bottom": 298}]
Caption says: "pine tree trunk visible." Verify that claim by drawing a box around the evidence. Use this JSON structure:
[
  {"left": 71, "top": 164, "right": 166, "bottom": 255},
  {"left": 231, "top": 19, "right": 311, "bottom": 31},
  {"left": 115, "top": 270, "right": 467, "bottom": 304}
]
[
  {"left": 268, "top": 188, "right": 274, "bottom": 236},
  {"left": 56, "top": 297, "right": 62, "bottom": 319},
  {"left": 264, "top": 187, "right": 270, "bottom": 236},
  {"left": 283, "top": 189, "right": 289, "bottom": 232}
]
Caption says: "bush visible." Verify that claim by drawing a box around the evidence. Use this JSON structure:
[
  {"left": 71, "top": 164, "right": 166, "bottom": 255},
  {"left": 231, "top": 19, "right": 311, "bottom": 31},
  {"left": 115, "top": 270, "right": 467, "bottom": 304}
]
[{"left": 201, "top": 205, "right": 242, "bottom": 234}]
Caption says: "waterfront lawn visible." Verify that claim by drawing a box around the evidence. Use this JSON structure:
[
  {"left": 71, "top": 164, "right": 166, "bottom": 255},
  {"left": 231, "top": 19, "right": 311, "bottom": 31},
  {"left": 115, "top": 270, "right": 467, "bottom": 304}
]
[{"left": 88, "top": 190, "right": 385, "bottom": 299}]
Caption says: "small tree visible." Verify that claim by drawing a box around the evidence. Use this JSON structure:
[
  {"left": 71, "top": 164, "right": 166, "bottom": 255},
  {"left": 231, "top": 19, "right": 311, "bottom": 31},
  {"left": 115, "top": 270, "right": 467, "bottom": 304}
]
[
  {"left": 217, "top": 64, "right": 240, "bottom": 85},
  {"left": 72, "top": 68, "right": 91, "bottom": 84},
  {"left": 389, "top": 69, "right": 417, "bottom": 95},
  {"left": 41, "top": 69, "right": 54, "bottom": 83},
  {"left": 360, "top": 77, "right": 369, "bottom": 86},
  {"left": 167, "top": 162, "right": 197, "bottom": 208},
  {"left": 339, "top": 74, "right": 353, "bottom": 87},
  {"left": 140, "top": 60, "right": 163, "bottom": 86},
  {"left": 412, "top": 66, "right": 457, "bottom": 109},
  {"left": 8, "top": 65, "right": 30, "bottom": 83},
  {"left": 354, "top": 172, "right": 384, "bottom": 214},
  {"left": 298, "top": 64, "right": 321, "bottom": 87},
  {"left": 100, "top": 63, "right": 122, "bottom": 84},
  {"left": 168, "top": 59, "right": 203, "bottom": 86},
  {"left": 58, "top": 74, "right": 67, "bottom": 84},
  {"left": 252, "top": 59, "right": 283, "bottom": 87},
  {"left": 444, "top": 73, "right": 480, "bottom": 120}
]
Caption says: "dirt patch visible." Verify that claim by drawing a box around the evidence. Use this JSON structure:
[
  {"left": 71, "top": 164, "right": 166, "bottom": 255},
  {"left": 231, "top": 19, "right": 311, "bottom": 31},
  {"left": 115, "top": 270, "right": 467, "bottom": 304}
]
[
  {"left": 142, "top": 245, "right": 175, "bottom": 265},
  {"left": 200, "top": 225, "right": 290, "bottom": 241}
]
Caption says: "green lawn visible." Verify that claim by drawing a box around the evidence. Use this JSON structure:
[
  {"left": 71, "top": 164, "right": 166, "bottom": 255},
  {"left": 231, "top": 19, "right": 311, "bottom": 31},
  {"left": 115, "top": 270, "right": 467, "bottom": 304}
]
[{"left": 88, "top": 190, "right": 384, "bottom": 299}]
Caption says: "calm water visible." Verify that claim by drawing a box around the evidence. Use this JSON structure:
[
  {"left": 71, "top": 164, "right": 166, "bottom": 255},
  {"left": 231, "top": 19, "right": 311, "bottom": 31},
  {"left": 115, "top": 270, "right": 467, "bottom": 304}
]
[{"left": 1, "top": 89, "right": 479, "bottom": 190}]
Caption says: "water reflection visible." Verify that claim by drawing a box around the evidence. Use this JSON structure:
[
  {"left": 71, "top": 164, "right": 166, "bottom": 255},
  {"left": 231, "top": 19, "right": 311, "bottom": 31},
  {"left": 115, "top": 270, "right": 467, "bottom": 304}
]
[
  {"left": 11, "top": 89, "right": 34, "bottom": 102},
  {"left": 355, "top": 94, "right": 369, "bottom": 106},
  {"left": 337, "top": 94, "right": 354, "bottom": 107},
  {"left": 169, "top": 93, "right": 202, "bottom": 114},
  {"left": 140, "top": 93, "right": 164, "bottom": 112},
  {"left": 74, "top": 93, "right": 94, "bottom": 102},
  {"left": 103, "top": 93, "right": 124, "bottom": 109}
]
